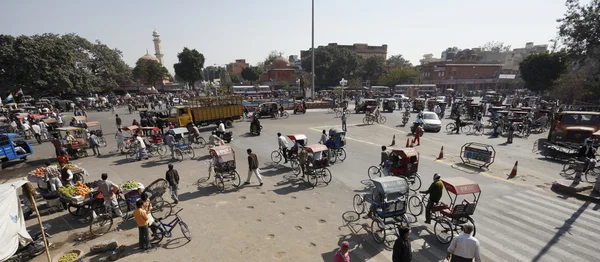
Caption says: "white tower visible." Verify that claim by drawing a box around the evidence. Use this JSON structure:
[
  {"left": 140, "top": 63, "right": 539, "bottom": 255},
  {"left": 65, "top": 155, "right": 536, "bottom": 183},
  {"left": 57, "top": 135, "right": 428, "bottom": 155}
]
[{"left": 152, "top": 30, "right": 164, "bottom": 65}]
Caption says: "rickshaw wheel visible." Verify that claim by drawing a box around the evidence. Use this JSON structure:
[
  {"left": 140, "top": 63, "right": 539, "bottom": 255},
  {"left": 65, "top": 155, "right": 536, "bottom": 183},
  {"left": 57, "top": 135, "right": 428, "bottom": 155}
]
[
  {"left": 215, "top": 177, "right": 225, "bottom": 191},
  {"left": 456, "top": 217, "right": 476, "bottom": 237},
  {"left": 197, "top": 137, "right": 207, "bottom": 148},
  {"left": 408, "top": 173, "right": 422, "bottom": 191},
  {"left": 100, "top": 137, "right": 107, "bottom": 147},
  {"left": 408, "top": 195, "right": 423, "bottom": 216},
  {"left": 434, "top": 219, "right": 454, "bottom": 244},
  {"left": 352, "top": 194, "right": 365, "bottom": 214},
  {"left": 271, "top": 150, "right": 282, "bottom": 164},
  {"left": 368, "top": 166, "right": 382, "bottom": 179},
  {"left": 89, "top": 214, "right": 113, "bottom": 237},
  {"left": 281, "top": 112, "right": 289, "bottom": 119},
  {"left": 371, "top": 220, "right": 386, "bottom": 243},
  {"left": 290, "top": 160, "right": 301, "bottom": 176},
  {"left": 337, "top": 148, "right": 347, "bottom": 161},
  {"left": 176, "top": 150, "right": 184, "bottom": 162},
  {"left": 445, "top": 123, "right": 455, "bottom": 132},
  {"left": 320, "top": 168, "right": 332, "bottom": 184},
  {"left": 151, "top": 200, "right": 173, "bottom": 220},
  {"left": 461, "top": 125, "right": 471, "bottom": 133},
  {"left": 562, "top": 159, "right": 577, "bottom": 175},
  {"left": 379, "top": 116, "right": 387, "bottom": 124},
  {"left": 367, "top": 117, "right": 375, "bottom": 125},
  {"left": 230, "top": 171, "right": 241, "bottom": 187},
  {"left": 74, "top": 173, "right": 85, "bottom": 184},
  {"left": 307, "top": 173, "right": 318, "bottom": 187},
  {"left": 126, "top": 148, "right": 137, "bottom": 161},
  {"left": 362, "top": 117, "right": 369, "bottom": 125},
  {"left": 156, "top": 144, "right": 167, "bottom": 156},
  {"left": 186, "top": 146, "right": 195, "bottom": 159}
]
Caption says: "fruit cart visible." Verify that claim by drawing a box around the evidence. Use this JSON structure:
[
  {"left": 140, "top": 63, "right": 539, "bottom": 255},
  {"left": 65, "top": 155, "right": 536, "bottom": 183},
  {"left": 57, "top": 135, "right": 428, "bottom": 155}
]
[{"left": 28, "top": 163, "right": 89, "bottom": 191}]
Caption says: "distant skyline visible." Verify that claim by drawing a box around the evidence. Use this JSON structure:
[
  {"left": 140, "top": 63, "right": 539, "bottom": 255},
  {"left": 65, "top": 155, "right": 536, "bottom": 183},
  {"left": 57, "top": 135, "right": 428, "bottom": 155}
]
[{"left": 0, "top": 0, "right": 586, "bottom": 74}]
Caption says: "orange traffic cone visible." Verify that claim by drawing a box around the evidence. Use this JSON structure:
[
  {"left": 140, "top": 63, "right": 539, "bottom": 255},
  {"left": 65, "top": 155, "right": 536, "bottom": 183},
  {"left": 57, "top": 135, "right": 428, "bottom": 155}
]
[
  {"left": 437, "top": 146, "right": 444, "bottom": 159},
  {"left": 508, "top": 161, "right": 518, "bottom": 178},
  {"left": 390, "top": 135, "right": 396, "bottom": 146},
  {"left": 405, "top": 138, "right": 410, "bottom": 147}
]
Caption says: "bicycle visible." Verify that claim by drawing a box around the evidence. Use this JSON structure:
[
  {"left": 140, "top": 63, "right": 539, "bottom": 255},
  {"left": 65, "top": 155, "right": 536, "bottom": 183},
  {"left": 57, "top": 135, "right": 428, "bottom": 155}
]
[
  {"left": 89, "top": 200, "right": 117, "bottom": 237},
  {"left": 188, "top": 135, "right": 207, "bottom": 148},
  {"left": 330, "top": 148, "right": 347, "bottom": 163},
  {"left": 335, "top": 108, "right": 350, "bottom": 118},
  {"left": 562, "top": 158, "right": 600, "bottom": 182},
  {"left": 445, "top": 122, "right": 471, "bottom": 133},
  {"left": 278, "top": 111, "right": 290, "bottom": 119},
  {"left": 150, "top": 208, "right": 192, "bottom": 244},
  {"left": 363, "top": 115, "right": 376, "bottom": 125},
  {"left": 271, "top": 148, "right": 285, "bottom": 163},
  {"left": 367, "top": 164, "right": 384, "bottom": 179},
  {"left": 174, "top": 144, "right": 195, "bottom": 161}
]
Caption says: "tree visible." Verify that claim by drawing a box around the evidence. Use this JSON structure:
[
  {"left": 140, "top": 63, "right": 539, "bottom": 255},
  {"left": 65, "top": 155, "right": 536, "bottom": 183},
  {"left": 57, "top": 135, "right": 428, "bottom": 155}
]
[
  {"left": 377, "top": 67, "right": 418, "bottom": 87},
  {"left": 386, "top": 54, "right": 412, "bottom": 67},
  {"left": 230, "top": 74, "right": 242, "bottom": 84},
  {"left": 519, "top": 53, "right": 567, "bottom": 93},
  {"left": 173, "top": 47, "right": 205, "bottom": 89},
  {"left": 361, "top": 56, "right": 386, "bottom": 81},
  {"left": 348, "top": 78, "right": 362, "bottom": 89},
  {"left": 479, "top": 41, "right": 512, "bottom": 52},
  {"left": 133, "top": 59, "right": 169, "bottom": 85},
  {"left": 241, "top": 66, "right": 262, "bottom": 84},
  {"left": 262, "top": 50, "right": 284, "bottom": 70},
  {"left": 219, "top": 69, "right": 232, "bottom": 94},
  {"left": 301, "top": 46, "right": 361, "bottom": 86}
]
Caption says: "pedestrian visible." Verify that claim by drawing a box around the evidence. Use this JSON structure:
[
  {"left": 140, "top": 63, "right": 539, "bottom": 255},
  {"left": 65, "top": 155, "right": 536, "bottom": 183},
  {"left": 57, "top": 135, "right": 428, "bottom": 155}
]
[
  {"left": 133, "top": 199, "right": 150, "bottom": 250},
  {"left": 393, "top": 227, "right": 412, "bottom": 262},
  {"left": 39, "top": 120, "right": 49, "bottom": 141},
  {"left": 277, "top": 132, "right": 289, "bottom": 164},
  {"left": 341, "top": 112, "right": 347, "bottom": 131},
  {"left": 97, "top": 173, "right": 123, "bottom": 217},
  {"left": 88, "top": 131, "right": 101, "bottom": 156},
  {"left": 412, "top": 124, "right": 423, "bottom": 146},
  {"left": 51, "top": 134, "right": 66, "bottom": 157},
  {"left": 319, "top": 129, "right": 328, "bottom": 144},
  {"left": 31, "top": 122, "right": 42, "bottom": 144},
  {"left": 244, "top": 149, "right": 263, "bottom": 186},
  {"left": 165, "top": 163, "right": 180, "bottom": 204},
  {"left": 446, "top": 223, "right": 481, "bottom": 262},
  {"left": 333, "top": 241, "right": 351, "bottom": 262},
  {"left": 380, "top": 146, "right": 389, "bottom": 175},
  {"left": 298, "top": 146, "right": 308, "bottom": 177},
  {"left": 115, "top": 114, "right": 122, "bottom": 128},
  {"left": 134, "top": 134, "right": 148, "bottom": 160},
  {"left": 165, "top": 131, "right": 175, "bottom": 159},
  {"left": 506, "top": 121, "right": 515, "bottom": 144},
  {"left": 115, "top": 128, "right": 125, "bottom": 153},
  {"left": 454, "top": 114, "right": 461, "bottom": 134}
]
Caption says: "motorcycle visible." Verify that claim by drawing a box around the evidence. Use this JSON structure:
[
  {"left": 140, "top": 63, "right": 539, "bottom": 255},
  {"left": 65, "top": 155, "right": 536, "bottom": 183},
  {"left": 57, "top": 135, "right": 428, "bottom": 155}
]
[
  {"left": 410, "top": 121, "right": 424, "bottom": 135},
  {"left": 7, "top": 224, "right": 52, "bottom": 262},
  {"left": 216, "top": 131, "right": 233, "bottom": 143},
  {"left": 293, "top": 107, "right": 306, "bottom": 114},
  {"left": 249, "top": 120, "right": 262, "bottom": 136},
  {"left": 402, "top": 112, "right": 410, "bottom": 126}
]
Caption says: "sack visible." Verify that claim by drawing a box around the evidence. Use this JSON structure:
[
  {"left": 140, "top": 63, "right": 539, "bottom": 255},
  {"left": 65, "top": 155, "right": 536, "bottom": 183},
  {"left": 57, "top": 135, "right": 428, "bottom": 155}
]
[{"left": 147, "top": 214, "right": 155, "bottom": 225}]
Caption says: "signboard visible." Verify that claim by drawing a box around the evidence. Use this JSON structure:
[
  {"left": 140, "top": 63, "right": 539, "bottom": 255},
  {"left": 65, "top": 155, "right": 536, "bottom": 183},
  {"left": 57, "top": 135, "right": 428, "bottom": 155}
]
[{"left": 460, "top": 142, "right": 496, "bottom": 169}]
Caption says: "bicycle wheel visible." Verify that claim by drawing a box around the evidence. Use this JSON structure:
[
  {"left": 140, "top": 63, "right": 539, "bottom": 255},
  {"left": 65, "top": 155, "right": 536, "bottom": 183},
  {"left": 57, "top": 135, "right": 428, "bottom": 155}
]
[
  {"left": 461, "top": 124, "right": 471, "bottom": 133},
  {"left": 456, "top": 217, "right": 477, "bottom": 237},
  {"left": 175, "top": 149, "right": 184, "bottom": 162},
  {"left": 186, "top": 146, "right": 195, "bottom": 159},
  {"left": 215, "top": 176, "right": 225, "bottom": 191},
  {"left": 67, "top": 204, "right": 88, "bottom": 217},
  {"left": 179, "top": 220, "right": 192, "bottom": 241},
  {"left": 335, "top": 111, "right": 342, "bottom": 118},
  {"left": 150, "top": 225, "right": 165, "bottom": 244},
  {"left": 371, "top": 220, "right": 386, "bottom": 243},
  {"left": 379, "top": 116, "right": 387, "bottom": 124},
  {"left": 74, "top": 173, "right": 85, "bottom": 184},
  {"left": 290, "top": 160, "right": 301, "bottom": 176},
  {"left": 434, "top": 219, "right": 454, "bottom": 244},
  {"left": 281, "top": 112, "right": 289, "bottom": 119},
  {"left": 408, "top": 195, "right": 423, "bottom": 216},
  {"left": 230, "top": 171, "right": 241, "bottom": 187},
  {"left": 338, "top": 148, "right": 347, "bottom": 161},
  {"left": 126, "top": 148, "right": 137, "bottom": 161},
  {"left": 307, "top": 173, "right": 318, "bottom": 187},
  {"left": 445, "top": 123, "right": 455, "bottom": 132},
  {"left": 353, "top": 194, "right": 365, "bottom": 214},
  {"left": 197, "top": 137, "right": 207, "bottom": 148},
  {"left": 90, "top": 213, "right": 113, "bottom": 236},
  {"left": 271, "top": 150, "right": 282, "bottom": 164},
  {"left": 328, "top": 108, "right": 334, "bottom": 114},
  {"left": 474, "top": 125, "right": 484, "bottom": 135},
  {"left": 156, "top": 144, "right": 167, "bottom": 156},
  {"left": 409, "top": 173, "right": 422, "bottom": 191},
  {"left": 362, "top": 117, "right": 369, "bottom": 125},
  {"left": 562, "top": 159, "right": 576, "bottom": 175},
  {"left": 585, "top": 168, "right": 599, "bottom": 183},
  {"left": 151, "top": 201, "right": 173, "bottom": 220},
  {"left": 100, "top": 137, "right": 107, "bottom": 147},
  {"left": 367, "top": 117, "right": 375, "bottom": 125},
  {"left": 321, "top": 168, "right": 332, "bottom": 184},
  {"left": 368, "top": 166, "right": 381, "bottom": 179}
]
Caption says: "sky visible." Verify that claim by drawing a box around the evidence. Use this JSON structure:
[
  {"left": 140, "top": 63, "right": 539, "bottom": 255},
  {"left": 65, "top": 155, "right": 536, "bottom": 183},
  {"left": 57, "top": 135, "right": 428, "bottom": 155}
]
[{"left": 0, "top": 0, "right": 585, "bottom": 74}]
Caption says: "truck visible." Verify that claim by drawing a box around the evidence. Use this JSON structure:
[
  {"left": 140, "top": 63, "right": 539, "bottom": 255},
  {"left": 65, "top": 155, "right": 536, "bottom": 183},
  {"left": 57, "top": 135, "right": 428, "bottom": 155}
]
[{"left": 166, "top": 95, "right": 244, "bottom": 129}]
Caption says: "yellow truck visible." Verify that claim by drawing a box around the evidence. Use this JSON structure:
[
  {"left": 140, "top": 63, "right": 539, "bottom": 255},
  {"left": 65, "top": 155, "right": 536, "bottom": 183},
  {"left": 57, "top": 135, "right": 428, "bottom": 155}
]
[{"left": 167, "top": 95, "right": 244, "bottom": 129}]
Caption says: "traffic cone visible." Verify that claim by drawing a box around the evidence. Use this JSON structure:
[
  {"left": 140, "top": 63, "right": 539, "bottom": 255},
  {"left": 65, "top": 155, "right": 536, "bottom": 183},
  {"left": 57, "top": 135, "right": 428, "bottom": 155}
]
[
  {"left": 390, "top": 135, "right": 396, "bottom": 146},
  {"left": 405, "top": 138, "right": 410, "bottom": 147},
  {"left": 437, "top": 146, "right": 444, "bottom": 159},
  {"left": 508, "top": 161, "right": 518, "bottom": 178},
  {"left": 409, "top": 139, "right": 414, "bottom": 148}
]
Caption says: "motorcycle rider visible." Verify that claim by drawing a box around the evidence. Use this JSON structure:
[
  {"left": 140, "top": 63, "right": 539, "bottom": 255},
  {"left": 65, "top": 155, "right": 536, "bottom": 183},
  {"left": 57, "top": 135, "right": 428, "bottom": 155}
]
[
  {"left": 216, "top": 121, "right": 226, "bottom": 138},
  {"left": 413, "top": 113, "right": 424, "bottom": 132},
  {"left": 434, "top": 104, "right": 442, "bottom": 118},
  {"left": 250, "top": 116, "right": 261, "bottom": 134}
]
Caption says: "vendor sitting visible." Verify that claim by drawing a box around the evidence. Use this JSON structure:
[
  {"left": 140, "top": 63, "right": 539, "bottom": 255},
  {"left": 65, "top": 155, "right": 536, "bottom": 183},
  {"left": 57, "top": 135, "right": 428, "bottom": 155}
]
[{"left": 65, "top": 131, "right": 76, "bottom": 144}]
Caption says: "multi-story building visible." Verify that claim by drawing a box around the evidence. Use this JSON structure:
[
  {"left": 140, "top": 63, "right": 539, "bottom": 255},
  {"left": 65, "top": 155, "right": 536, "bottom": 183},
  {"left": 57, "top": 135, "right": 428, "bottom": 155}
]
[
  {"left": 420, "top": 62, "right": 503, "bottom": 92},
  {"left": 300, "top": 43, "right": 388, "bottom": 60},
  {"left": 226, "top": 59, "right": 248, "bottom": 75}
]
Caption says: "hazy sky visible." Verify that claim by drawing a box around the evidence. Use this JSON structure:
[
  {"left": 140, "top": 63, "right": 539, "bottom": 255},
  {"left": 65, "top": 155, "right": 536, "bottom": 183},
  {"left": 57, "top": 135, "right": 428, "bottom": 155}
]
[{"left": 0, "top": 0, "right": 582, "bottom": 73}]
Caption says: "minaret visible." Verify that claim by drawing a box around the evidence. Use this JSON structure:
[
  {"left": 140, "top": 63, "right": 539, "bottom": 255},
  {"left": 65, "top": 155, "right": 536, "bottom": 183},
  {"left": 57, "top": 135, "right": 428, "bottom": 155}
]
[{"left": 152, "top": 30, "right": 164, "bottom": 64}]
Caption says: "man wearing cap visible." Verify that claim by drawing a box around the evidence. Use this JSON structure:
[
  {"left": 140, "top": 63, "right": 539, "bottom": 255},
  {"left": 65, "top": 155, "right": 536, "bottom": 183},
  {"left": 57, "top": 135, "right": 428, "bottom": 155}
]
[
  {"left": 446, "top": 223, "right": 481, "bottom": 262},
  {"left": 393, "top": 227, "right": 412, "bottom": 262},
  {"left": 334, "top": 241, "right": 351, "bottom": 262},
  {"left": 419, "top": 173, "right": 444, "bottom": 224}
]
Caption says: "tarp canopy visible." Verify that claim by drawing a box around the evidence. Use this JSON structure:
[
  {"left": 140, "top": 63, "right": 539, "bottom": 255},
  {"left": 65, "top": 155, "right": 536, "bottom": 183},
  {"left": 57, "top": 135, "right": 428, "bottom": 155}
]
[{"left": 0, "top": 180, "right": 32, "bottom": 261}]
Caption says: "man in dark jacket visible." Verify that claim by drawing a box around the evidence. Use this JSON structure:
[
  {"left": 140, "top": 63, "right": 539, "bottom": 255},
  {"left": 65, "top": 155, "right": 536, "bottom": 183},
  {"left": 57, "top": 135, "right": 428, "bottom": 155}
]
[
  {"left": 244, "top": 149, "right": 263, "bottom": 186},
  {"left": 393, "top": 227, "right": 412, "bottom": 262},
  {"left": 577, "top": 138, "right": 596, "bottom": 172},
  {"left": 165, "top": 164, "right": 180, "bottom": 204}
]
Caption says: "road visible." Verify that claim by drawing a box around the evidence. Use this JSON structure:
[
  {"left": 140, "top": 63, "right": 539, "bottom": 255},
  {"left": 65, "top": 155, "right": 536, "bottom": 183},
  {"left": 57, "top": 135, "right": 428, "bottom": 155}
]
[{"left": 8, "top": 104, "right": 599, "bottom": 262}]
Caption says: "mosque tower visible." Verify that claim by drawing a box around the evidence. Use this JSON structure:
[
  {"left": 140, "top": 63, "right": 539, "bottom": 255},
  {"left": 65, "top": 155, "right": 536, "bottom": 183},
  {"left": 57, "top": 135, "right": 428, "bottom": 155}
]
[{"left": 152, "top": 30, "right": 164, "bottom": 65}]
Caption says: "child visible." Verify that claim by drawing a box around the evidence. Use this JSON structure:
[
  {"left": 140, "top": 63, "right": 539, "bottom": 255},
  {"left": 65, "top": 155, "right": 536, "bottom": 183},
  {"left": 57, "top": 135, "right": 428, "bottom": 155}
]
[{"left": 133, "top": 199, "right": 150, "bottom": 249}]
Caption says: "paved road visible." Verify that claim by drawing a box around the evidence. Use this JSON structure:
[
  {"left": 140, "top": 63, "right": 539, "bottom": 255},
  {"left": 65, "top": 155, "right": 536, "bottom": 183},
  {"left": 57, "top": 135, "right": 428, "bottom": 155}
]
[{"left": 13, "top": 105, "right": 600, "bottom": 262}]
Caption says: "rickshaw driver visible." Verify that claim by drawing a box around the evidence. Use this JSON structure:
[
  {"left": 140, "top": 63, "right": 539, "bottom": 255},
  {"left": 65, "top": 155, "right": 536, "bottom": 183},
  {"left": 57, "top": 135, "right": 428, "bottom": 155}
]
[
  {"left": 434, "top": 104, "right": 442, "bottom": 117},
  {"left": 577, "top": 137, "right": 597, "bottom": 172},
  {"left": 277, "top": 132, "right": 289, "bottom": 164},
  {"left": 419, "top": 173, "right": 444, "bottom": 224},
  {"left": 380, "top": 146, "right": 390, "bottom": 175},
  {"left": 191, "top": 124, "right": 201, "bottom": 139}
]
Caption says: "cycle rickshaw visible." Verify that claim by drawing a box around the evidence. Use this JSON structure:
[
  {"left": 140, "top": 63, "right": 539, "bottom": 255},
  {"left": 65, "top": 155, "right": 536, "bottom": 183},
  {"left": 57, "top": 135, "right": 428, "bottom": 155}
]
[
  {"left": 328, "top": 128, "right": 347, "bottom": 163},
  {"left": 303, "top": 144, "right": 332, "bottom": 187},
  {"left": 271, "top": 134, "right": 307, "bottom": 175},
  {"left": 207, "top": 145, "right": 241, "bottom": 191},
  {"left": 86, "top": 121, "right": 107, "bottom": 147},
  {"left": 352, "top": 176, "right": 410, "bottom": 246},
  {"left": 171, "top": 127, "right": 195, "bottom": 161},
  {"left": 408, "top": 177, "right": 480, "bottom": 244},
  {"left": 367, "top": 147, "right": 422, "bottom": 191}
]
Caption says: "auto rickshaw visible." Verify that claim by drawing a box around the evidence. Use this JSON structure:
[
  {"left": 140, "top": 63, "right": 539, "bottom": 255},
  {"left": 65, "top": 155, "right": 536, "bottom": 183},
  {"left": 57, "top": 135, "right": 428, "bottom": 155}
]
[
  {"left": 57, "top": 126, "right": 89, "bottom": 158},
  {"left": 0, "top": 133, "right": 34, "bottom": 170},
  {"left": 355, "top": 99, "right": 378, "bottom": 114},
  {"left": 382, "top": 98, "right": 396, "bottom": 112},
  {"left": 255, "top": 102, "right": 281, "bottom": 119},
  {"left": 303, "top": 144, "right": 332, "bottom": 187},
  {"left": 327, "top": 128, "right": 347, "bottom": 163},
  {"left": 412, "top": 98, "right": 425, "bottom": 112},
  {"left": 368, "top": 147, "right": 421, "bottom": 191},
  {"left": 208, "top": 145, "right": 240, "bottom": 191},
  {"left": 86, "top": 121, "right": 107, "bottom": 147}
]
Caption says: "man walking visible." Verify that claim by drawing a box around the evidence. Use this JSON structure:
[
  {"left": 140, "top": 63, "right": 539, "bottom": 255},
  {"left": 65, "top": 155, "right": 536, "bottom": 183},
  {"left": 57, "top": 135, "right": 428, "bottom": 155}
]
[
  {"left": 506, "top": 121, "right": 515, "bottom": 144},
  {"left": 446, "top": 223, "right": 481, "bottom": 262},
  {"left": 88, "top": 131, "right": 101, "bottom": 156},
  {"left": 31, "top": 122, "right": 42, "bottom": 144},
  {"left": 115, "top": 114, "right": 122, "bottom": 129},
  {"left": 341, "top": 112, "right": 347, "bottom": 132},
  {"left": 165, "top": 164, "right": 180, "bottom": 204},
  {"left": 419, "top": 173, "right": 443, "bottom": 224},
  {"left": 165, "top": 131, "right": 175, "bottom": 159},
  {"left": 97, "top": 173, "right": 123, "bottom": 217},
  {"left": 277, "top": 133, "right": 288, "bottom": 164},
  {"left": 393, "top": 227, "right": 412, "bottom": 262},
  {"left": 244, "top": 149, "right": 263, "bottom": 186}
]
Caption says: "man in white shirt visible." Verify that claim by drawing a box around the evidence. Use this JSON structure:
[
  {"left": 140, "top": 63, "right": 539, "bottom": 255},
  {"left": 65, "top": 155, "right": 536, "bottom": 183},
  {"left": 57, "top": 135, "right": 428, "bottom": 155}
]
[
  {"left": 216, "top": 121, "right": 226, "bottom": 137},
  {"left": 31, "top": 122, "right": 42, "bottom": 144},
  {"left": 134, "top": 134, "right": 148, "bottom": 160},
  {"left": 319, "top": 129, "right": 328, "bottom": 145},
  {"left": 446, "top": 223, "right": 481, "bottom": 262},
  {"left": 277, "top": 132, "right": 289, "bottom": 163},
  {"left": 38, "top": 120, "right": 49, "bottom": 140}
]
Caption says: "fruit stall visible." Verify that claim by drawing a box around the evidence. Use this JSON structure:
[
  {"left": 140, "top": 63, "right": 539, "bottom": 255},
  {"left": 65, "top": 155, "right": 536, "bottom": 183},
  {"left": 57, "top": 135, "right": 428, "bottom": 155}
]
[{"left": 28, "top": 163, "right": 89, "bottom": 190}]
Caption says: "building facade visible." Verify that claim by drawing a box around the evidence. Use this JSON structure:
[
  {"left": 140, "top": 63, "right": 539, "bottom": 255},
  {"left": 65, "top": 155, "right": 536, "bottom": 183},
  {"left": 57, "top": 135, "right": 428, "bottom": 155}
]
[
  {"left": 226, "top": 59, "right": 248, "bottom": 75},
  {"left": 300, "top": 43, "right": 388, "bottom": 60},
  {"left": 258, "top": 57, "right": 298, "bottom": 87},
  {"left": 420, "top": 62, "right": 503, "bottom": 92}
]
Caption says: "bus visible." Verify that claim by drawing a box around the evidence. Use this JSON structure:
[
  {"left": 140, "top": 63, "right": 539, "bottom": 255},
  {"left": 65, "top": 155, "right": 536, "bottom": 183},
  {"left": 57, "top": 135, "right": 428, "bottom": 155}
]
[
  {"left": 370, "top": 86, "right": 390, "bottom": 94},
  {"left": 232, "top": 85, "right": 272, "bottom": 97},
  {"left": 393, "top": 84, "right": 437, "bottom": 95}
]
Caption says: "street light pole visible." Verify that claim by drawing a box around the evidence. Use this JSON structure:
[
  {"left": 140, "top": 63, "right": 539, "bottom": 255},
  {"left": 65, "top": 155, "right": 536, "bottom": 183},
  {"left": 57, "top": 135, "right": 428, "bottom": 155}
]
[{"left": 311, "top": 0, "right": 315, "bottom": 100}]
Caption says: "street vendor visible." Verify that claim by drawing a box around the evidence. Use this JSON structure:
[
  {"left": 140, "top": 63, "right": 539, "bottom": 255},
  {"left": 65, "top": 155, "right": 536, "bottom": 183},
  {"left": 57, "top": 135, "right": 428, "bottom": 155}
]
[
  {"left": 59, "top": 161, "right": 74, "bottom": 185},
  {"left": 44, "top": 161, "right": 63, "bottom": 192}
]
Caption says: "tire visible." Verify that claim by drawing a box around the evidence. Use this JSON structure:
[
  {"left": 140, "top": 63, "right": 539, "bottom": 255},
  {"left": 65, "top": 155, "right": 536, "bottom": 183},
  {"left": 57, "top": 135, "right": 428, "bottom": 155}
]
[
  {"left": 307, "top": 173, "right": 318, "bottom": 187},
  {"left": 231, "top": 171, "right": 241, "bottom": 187},
  {"left": 157, "top": 144, "right": 167, "bottom": 156},
  {"left": 408, "top": 195, "right": 423, "bottom": 216},
  {"left": 585, "top": 168, "right": 599, "bottom": 183},
  {"left": 321, "top": 168, "right": 332, "bottom": 184},
  {"left": 215, "top": 176, "right": 225, "bottom": 191},
  {"left": 150, "top": 225, "right": 165, "bottom": 244},
  {"left": 197, "top": 137, "right": 207, "bottom": 148},
  {"left": 330, "top": 150, "right": 338, "bottom": 164},
  {"left": 180, "top": 221, "right": 192, "bottom": 241},
  {"left": 186, "top": 146, "right": 195, "bottom": 159},
  {"left": 68, "top": 204, "right": 88, "bottom": 217},
  {"left": 338, "top": 148, "right": 347, "bottom": 161},
  {"left": 126, "top": 148, "right": 137, "bottom": 161},
  {"left": 117, "top": 196, "right": 130, "bottom": 220},
  {"left": 90, "top": 214, "right": 113, "bottom": 236},
  {"left": 362, "top": 117, "right": 369, "bottom": 125},
  {"left": 281, "top": 112, "right": 289, "bottom": 119},
  {"left": 409, "top": 173, "right": 422, "bottom": 191},
  {"left": 151, "top": 201, "right": 172, "bottom": 220},
  {"left": 224, "top": 120, "right": 233, "bottom": 128},
  {"left": 271, "top": 150, "right": 282, "bottom": 164},
  {"left": 290, "top": 160, "right": 301, "bottom": 176},
  {"left": 461, "top": 124, "right": 471, "bottom": 133},
  {"left": 457, "top": 217, "right": 477, "bottom": 237},
  {"left": 434, "top": 219, "right": 454, "bottom": 244},
  {"left": 176, "top": 150, "right": 184, "bottom": 162},
  {"left": 336, "top": 111, "right": 342, "bottom": 118},
  {"left": 445, "top": 123, "right": 455, "bottom": 132},
  {"left": 563, "top": 159, "right": 576, "bottom": 175},
  {"left": 367, "top": 117, "right": 375, "bottom": 125},
  {"left": 379, "top": 116, "right": 387, "bottom": 124},
  {"left": 353, "top": 194, "right": 365, "bottom": 214},
  {"left": 328, "top": 108, "right": 334, "bottom": 114},
  {"left": 368, "top": 166, "right": 381, "bottom": 179},
  {"left": 371, "top": 220, "right": 386, "bottom": 243},
  {"left": 74, "top": 173, "right": 84, "bottom": 184},
  {"left": 474, "top": 125, "right": 484, "bottom": 135}
]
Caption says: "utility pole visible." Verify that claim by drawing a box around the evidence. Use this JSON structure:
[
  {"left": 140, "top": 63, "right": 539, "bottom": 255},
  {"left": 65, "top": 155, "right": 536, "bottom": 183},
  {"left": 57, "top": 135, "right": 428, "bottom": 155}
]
[{"left": 311, "top": 0, "right": 315, "bottom": 100}]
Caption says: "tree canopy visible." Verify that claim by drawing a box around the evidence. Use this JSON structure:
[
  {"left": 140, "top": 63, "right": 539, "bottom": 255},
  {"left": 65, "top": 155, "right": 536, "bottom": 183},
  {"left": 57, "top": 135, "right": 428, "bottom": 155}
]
[
  {"left": 173, "top": 47, "right": 205, "bottom": 88},
  {"left": 519, "top": 53, "right": 567, "bottom": 93},
  {"left": 132, "top": 59, "right": 169, "bottom": 86},
  {"left": 361, "top": 56, "right": 386, "bottom": 82},
  {"left": 241, "top": 66, "right": 262, "bottom": 83},
  {"left": 260, "top": 50, "right": 284, "bottom": 70},
  {"left": 0, "top": 33, "right": 132, "bottom": 96},
  {"left": 377, "top": 67, "right": 418, "bottom": 87},
  {"left": 301, "top": 46, "right": 362, "bottom": 86},
  {"left": 479, "top": 41, "right": 512, "bottom": 52},
  {"left": 386, "top": 54, "right": 412, "bottom": 67}
]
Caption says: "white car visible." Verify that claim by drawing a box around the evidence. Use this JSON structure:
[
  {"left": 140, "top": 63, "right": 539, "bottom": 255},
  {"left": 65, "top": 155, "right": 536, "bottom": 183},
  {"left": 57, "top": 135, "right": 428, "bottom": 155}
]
[
  {"left": 392, "top": 94, "right": 409, "bottom": 102},
  {"left": 422, "top": 112, "right": 442, "bottom": 132}
]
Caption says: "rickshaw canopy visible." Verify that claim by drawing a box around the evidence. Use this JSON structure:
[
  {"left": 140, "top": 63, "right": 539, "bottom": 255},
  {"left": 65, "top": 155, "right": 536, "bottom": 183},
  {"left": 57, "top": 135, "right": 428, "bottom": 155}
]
[
  {"left": 442, "top": 177, "right": 481, "bottom": 195},
  {"left": 328, "top": 128, "right": 345, "bottom": 136},
  {"left": 210, "top": 145, "right": 234, "bottom": 157},
  {"left": 390, "top": 147, "right": 418, "bottom": 158},
  {"left": 287, "top": 134, "right": 307, "bottom": 141},
  {"left": 122, "top": 125, "right": 139, "bottom": 132},
  {"left": 304, "top": 144, "right": 328, "bottom": 153},
  {"left": 170, "top": 127, "right": 188, "bottom": 135},
  {"left": 42, "top": 118, "right": 57, "bottom": 124},
  {"left": 86, "top": 121, "right": 101, "bottom": 127},
  {"left": 57, "top": 126, "right": 84, "bottom": 132},
  {"left": 73, "top": 116, "right": 87, "bottom": 121},
  {"left": 141, "top": 127, "right": 160, "bottom": 132},
  {"left": 371, "top": 176, "right": 409, "bottom": 195}
]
